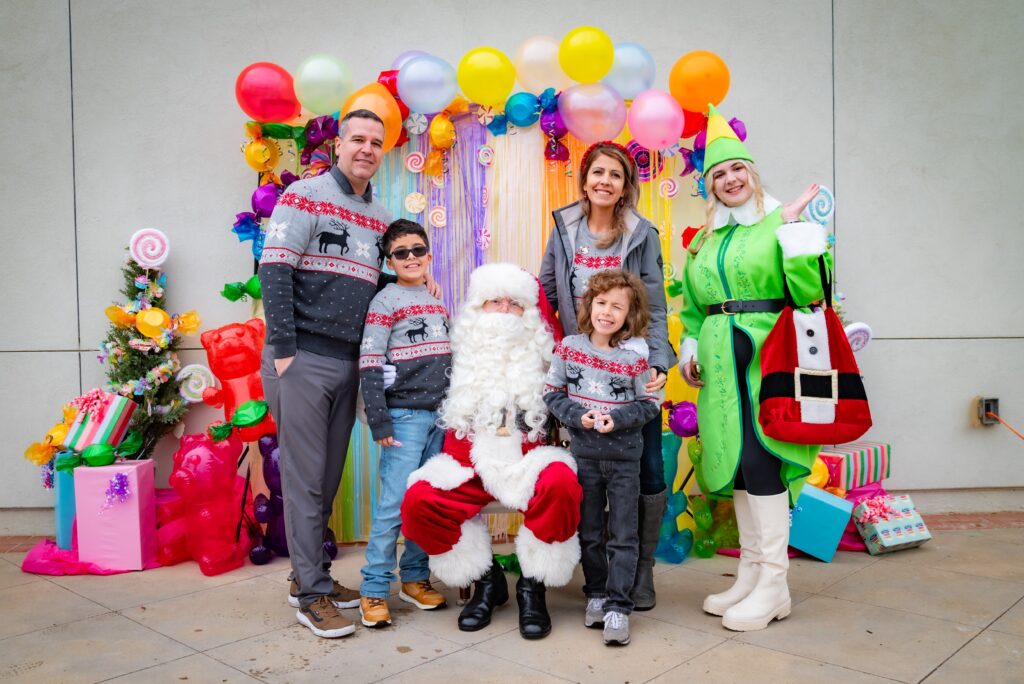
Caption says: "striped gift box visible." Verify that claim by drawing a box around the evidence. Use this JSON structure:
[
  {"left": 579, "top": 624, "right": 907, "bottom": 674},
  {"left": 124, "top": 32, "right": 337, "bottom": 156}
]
[
  {"left": 62, "top": 392, "right": 137, "bottom": 453},
  {"left": 819, "top": 441, "right": 890, "bottom": 490}
]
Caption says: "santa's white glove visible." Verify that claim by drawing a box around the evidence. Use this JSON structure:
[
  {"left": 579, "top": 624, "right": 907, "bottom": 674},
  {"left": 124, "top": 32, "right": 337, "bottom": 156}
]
[{"left": 382, "top": 364, "right": 397, "bottom": 389}]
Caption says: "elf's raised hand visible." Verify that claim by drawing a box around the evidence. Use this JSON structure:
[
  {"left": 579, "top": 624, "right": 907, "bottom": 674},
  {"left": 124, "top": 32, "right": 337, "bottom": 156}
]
[{"left": 782, "top": 183, "right": 820, "bottom": 223}]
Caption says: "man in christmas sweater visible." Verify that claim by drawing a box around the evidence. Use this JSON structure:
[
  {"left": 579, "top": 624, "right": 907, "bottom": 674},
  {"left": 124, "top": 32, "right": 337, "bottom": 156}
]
[{"left": 401, "top": 263, "right": 582, "bottom": 640}]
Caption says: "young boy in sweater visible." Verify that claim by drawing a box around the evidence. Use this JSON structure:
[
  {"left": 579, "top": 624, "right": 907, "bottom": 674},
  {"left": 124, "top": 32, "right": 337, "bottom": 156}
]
[
  {"left": 358, "top": 219, "right": 451, "bottom": 628},
  {"left": 543, "top": 269, "right": 660, "bottom": 646}
]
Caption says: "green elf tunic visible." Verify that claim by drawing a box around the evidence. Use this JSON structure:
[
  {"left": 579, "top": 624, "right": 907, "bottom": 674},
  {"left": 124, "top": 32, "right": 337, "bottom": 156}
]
[{"left": 679, "top": 194, "right": 832, "bottom": 504}]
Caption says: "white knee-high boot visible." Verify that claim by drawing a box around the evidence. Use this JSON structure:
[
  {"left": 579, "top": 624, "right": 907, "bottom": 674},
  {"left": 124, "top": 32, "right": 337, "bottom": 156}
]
[
  {"left": 721, "top": 492, "right": 791, "bottom": 631},
  {"left": 703, "top": 490, "right": 761, "bottom": 616}
]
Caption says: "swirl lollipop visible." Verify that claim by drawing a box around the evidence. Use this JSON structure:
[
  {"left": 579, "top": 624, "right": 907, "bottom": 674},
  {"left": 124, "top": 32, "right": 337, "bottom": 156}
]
[
  {"left": 477, "top": 144, "right": 495, "bottom": 167},
  {"left": 176, "top": 364, "right": 214, "bottom": 403},
  {"left": 476, "top": 226, "right": 492, "bottom": 250},
  {"left": 405, "top": 151, "right": 425, "bottom": 173},
  {"left": 129, "top": 228, "right": 170, "bottom": 268},
  {"left": 803, "top": 185, "right": 835, "bottom": 225},
  {"left": 658, "top": 177, "right": 679, "bottom": 199},
  {"left": 429, "top": 206, "right": 447, "bottom": 228},
  {"left": 844, "top": 322, "right": 873, "bottom": 352},
  {"left": 404, "top": 192, "right": 426, "bottom": 214},
  {"left": 431, "top": 175, "right": 445, "bottom": 189},
  {"left": 404, "top": 113, "right": 428, "bottom": 135}
]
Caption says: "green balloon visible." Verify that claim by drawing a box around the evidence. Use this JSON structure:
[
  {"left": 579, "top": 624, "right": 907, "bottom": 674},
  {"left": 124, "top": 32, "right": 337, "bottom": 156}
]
[
  {"left": 690, "top": 495, "right": 713, "bottom": 531},
  {"left": 693, "top": 531, "right": 718, "bottom": 558}
]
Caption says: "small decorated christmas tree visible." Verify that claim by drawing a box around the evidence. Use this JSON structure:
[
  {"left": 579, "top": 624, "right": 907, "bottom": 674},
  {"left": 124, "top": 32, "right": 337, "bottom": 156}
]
[{"left": 99, "top": 229, "right": 201, "bottom": 456}]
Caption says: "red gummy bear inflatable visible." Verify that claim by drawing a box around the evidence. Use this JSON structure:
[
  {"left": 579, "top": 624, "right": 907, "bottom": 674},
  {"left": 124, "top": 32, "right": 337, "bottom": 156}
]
[
  {"left": 201, "top": 319, "right": 277, "bottom": 442},
  {"left": 169, "top": 433, "right": 251, "bottom": 576}
]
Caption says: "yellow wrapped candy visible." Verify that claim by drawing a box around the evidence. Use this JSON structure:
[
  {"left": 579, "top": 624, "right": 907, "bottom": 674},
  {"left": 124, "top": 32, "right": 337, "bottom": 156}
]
[
  {"left": 175, "top": 310, "right": 201, "bottom": 336},
  {"left": 135, "top": 307, "right": 171, "bottom": 338},
  {"left": 105, "top": 305, "right": 135, "bottom": 328},
  {"left": 808, "top": 456, "right": 830, "bottom": 489}
]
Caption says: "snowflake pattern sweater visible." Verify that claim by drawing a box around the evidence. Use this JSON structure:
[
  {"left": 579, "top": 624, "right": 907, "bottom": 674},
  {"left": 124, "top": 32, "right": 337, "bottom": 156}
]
[
  {"left": 359, "top": 283, "right": 452, "bottom": 440},
  {"left": 543, "top": 334, "right": 659, "bottom": 461},
  {"left": 258, "top": 167, "right": 393, "bottom": 360}
]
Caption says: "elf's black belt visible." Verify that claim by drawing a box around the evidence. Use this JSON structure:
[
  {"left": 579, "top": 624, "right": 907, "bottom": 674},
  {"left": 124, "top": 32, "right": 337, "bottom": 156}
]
[{"left": 707, "top": 298, "right": 786, "bottom": 315}]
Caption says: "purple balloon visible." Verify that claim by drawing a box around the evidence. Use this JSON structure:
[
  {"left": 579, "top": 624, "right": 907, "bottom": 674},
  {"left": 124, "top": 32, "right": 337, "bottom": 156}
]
[
  {"left": 391, "top": 49, "right": 431, "bottom": 71},
  {"left": 251, "top": 183, "right": 280, "bottom": 219},
  {"left": 666, "top": 401, "right": 699, "bottom": 438},
  {"left": 693, "top": 129, "right": 706, "bottom": 151},
  {"left": 540, "top": 109, "right": 568, "bottom": 139}
]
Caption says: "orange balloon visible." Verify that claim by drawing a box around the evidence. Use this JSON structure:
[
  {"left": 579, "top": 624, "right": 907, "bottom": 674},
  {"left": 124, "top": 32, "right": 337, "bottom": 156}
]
[
  {"left": 668, "top": 51, "right": 730, "bottom": 113},
  {"left": 339, "top": 82, "right": 402, "bottom": 152}
]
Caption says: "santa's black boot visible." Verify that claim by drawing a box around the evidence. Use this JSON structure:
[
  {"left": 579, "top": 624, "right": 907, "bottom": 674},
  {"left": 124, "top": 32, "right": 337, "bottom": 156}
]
[
  {"left": 458, "top": 558, "right": 509, "bottom": 632},
  {"left": 516, "top": 575, "right": 552, "bottom": 639}
]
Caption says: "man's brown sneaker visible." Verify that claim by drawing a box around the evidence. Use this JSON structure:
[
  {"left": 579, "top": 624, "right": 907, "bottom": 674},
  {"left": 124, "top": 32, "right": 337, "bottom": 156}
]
[
  {"left": 289, "top": 578, "right": 360, "bottom": 609},
  {"left": 296, "top": 595, "right": 356, "bottom": 638},
  {"left": 359, "top": 596, "right": 393, "bottom": 628},
  {"left": 399, "top": 580, "right": 448, "bottom": 610}
]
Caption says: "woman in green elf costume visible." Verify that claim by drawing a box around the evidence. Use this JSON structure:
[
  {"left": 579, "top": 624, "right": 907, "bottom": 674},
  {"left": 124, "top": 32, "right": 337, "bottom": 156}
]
[{"left": 679, "top": 105, "right": 830, "bottom": 632}]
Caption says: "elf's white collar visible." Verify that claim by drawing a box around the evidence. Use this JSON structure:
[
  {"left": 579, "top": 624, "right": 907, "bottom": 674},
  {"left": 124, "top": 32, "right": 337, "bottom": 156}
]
[{"left": 711, "top": 193, "right": 781, "bottom": 229}]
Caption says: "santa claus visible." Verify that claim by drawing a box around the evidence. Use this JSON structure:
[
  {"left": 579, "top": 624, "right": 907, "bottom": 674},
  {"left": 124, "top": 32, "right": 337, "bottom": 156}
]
[{"left": 401, "top": 263, "right": 582, "bottom": 640}]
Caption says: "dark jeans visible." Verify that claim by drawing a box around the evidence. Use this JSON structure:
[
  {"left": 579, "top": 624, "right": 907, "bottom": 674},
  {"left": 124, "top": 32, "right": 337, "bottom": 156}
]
[
  {"left": 577, "top": 458, "right": 640, "bottom": 614},
  {"left": 640, "top": 415, "right": 666, "bottom": 495},
  {"left": 732, "top": 327, "right": 785, "bottom": 496}
]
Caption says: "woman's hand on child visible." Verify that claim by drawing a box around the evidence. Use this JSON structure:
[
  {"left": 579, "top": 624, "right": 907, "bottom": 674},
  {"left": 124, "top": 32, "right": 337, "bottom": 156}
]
[
  {"left": 782, "top": 183, "right": 820, "bottom": 223},
  {"left": 645, "top": 369, "right": 667, "bottom": 393},
  {"left": 594, "top": 414, "right": 615, "bottom": 433},
  {"left": 681, "top": 360, "right": 704, "bottom": 388},
  {"left": 375, "top": 436, "right": 402, "bottom": 447},
  {"left": 425, "top": 272, "right": 443, "bottom": 300},
  {"left": 581, "top": 410, "right": 598, "bottom": 429}
]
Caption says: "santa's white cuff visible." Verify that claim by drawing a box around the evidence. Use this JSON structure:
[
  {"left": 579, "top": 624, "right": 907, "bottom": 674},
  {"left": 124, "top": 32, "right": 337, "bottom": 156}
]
[
  {"left": 776, "top": 221, "right": 828, "bottom": 259},
  {"left": 680, "top": 337, "right": 698, "bottom": 365},
  {"left": 408, "top": 453, "right": 475, "bottom": 491}
]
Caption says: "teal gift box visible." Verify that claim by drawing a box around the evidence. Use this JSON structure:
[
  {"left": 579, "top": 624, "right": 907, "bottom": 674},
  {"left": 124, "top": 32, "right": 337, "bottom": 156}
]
[
  {"left": 54, "top": 468, "right": 76, "bottom": 550},
  {"left": 789, "top": 485, "right": 853, "bottom": 562},
  {"left": 853, "top": 494, "right": 932, "bottom": 555}
]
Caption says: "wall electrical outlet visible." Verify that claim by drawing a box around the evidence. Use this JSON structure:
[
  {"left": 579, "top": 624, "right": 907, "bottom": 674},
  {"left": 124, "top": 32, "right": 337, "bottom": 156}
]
[{"left": 971, "top": 396, "right": 999, "bottom": 427}]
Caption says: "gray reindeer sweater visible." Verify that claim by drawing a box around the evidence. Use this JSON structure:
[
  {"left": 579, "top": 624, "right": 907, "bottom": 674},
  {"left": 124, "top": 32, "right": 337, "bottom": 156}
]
[
  {"left": 359, "top": 283, "right": 452, "bottom": 440},
  {"left": 258, "top": 166, "right": 393, "bottom": 360},
  {"left": 543, "top": 334, "right": 660, "bottom": 461}
]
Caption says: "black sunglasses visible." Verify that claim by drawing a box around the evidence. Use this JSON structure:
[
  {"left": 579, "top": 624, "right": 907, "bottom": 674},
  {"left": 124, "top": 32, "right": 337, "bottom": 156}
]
[{"left": 389, "top": 245, "right": 429, "bottom": 261}]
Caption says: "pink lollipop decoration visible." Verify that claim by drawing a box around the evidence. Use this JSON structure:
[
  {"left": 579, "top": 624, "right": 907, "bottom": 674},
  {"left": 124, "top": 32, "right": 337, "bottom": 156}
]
[
  {"left": 658, "top": 177, "right": 679, "bottom": 199},
  {"left": 476, "top": 226, "right": 492, "bottom": 250},
  {"left": 405, "top": 151, "right": 425, "bottom": 173},
  {"left": 663, "top": 400, "right": 699, "bottom": 438},
  {"left": 129, "top": 228, "right": 170, "bottom": 268},
  {"left": 429, "top": 206, "right": 447, "bottom": 228}
]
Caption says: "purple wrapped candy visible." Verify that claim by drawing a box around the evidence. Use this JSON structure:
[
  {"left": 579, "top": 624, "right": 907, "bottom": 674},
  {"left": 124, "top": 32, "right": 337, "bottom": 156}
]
[
  {"left": 251, "top": 183, "right": 280, "bottom": 219},
  {"left": 540, "top": 109, "right": 568, "bottom": 139},
  {"left": 665, "top": 401, "right": 699, "bottom": 438}
]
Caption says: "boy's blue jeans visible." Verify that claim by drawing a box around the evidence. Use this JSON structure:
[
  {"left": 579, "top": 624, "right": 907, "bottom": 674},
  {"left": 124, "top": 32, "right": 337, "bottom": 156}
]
[{"left": 360, "top": 408, "right": 444, "bottom": 598}]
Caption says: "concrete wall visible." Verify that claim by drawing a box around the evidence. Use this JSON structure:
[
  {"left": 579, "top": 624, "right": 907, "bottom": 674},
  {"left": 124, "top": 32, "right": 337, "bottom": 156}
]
[{"left": 1, "top": 0, "right": 1020, "bottom": 506}]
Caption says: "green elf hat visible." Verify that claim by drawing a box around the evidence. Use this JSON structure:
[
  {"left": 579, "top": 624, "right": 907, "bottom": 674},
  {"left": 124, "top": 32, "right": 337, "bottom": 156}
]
[{"left": 702, "top": 103, "right": 754, "bottom": 176}]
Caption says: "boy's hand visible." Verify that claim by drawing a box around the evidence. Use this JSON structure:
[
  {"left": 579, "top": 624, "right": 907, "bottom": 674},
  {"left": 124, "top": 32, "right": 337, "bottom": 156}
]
[
  {"left": 594, "top": 414, "right": 615, "bottom": 433},
  {"left": 375, "top": 437, "right": 402, "bottom": 447},
  {"left": 581, "top": 410, "right": 598, "bottom": 429}
]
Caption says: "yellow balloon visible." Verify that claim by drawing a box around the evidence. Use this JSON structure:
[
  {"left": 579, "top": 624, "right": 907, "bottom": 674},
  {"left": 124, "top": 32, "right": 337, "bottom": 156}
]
[
  {"left": 135, "top": 308, "right": 171, "bottom": 339},
  {"left": 458, "top": 47, "right": 515, "bottom": 107},
  {"left": 559, "top": 26, "right": 614, "bottom": 83}
]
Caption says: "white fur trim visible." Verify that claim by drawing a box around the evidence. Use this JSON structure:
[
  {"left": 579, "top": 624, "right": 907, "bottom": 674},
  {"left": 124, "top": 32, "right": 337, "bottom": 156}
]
[
  {"left": 466, "top": 262, "right": 538, "bottom": 308},
  {"left": 470, "top": 435, "right": 576, "bottom": 511},
  {"left": 515, "top": 526, "right": 580, "bottom": 587},
  {"left": 407, "top": 453, "right": 475, "bottom": 491},
  {"left": 793, "top": 309, "right": 836, "bottom": 425},
  {"left": 617, "top": 337, "right": 649, "bottom": 359},
  {"left": 711, "top": 194, "right": 781, "bottom": 229},
  {"left": 776, "top": 221, "right": 827, "bottom": 259},
  {"left": 427, "top": 517, "right": 493, "bottom": 587},
  {"left": 680, "top": 337, "right": 698, "bottom": 365}
]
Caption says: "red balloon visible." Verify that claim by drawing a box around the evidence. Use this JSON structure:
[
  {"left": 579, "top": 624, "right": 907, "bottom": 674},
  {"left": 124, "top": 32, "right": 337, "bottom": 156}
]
[
  {"left": 377, "top": 70, "right": 410, "bottom": 147},
  {"left": 681, "top": 109, "right": 708, "bottom": 139},
  {"left": 235, "top": 62, "right": 301, "bottom": 123}
]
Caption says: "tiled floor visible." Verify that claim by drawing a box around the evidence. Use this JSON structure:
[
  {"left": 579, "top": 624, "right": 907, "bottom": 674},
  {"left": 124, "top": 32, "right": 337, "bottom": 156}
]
[{"left": 0, "top": 528, "right": 1021, "bottom": 683}]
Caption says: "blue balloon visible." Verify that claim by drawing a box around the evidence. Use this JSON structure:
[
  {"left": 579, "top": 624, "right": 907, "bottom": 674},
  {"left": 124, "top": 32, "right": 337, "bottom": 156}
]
[
  {"left": 505, "top": 92, "right": 541, "bottom": 127},
  {"left": 602, "top": 43, "right": 655, "bottom": 100},
  {"left": 397, "top": 55, "right": 458, "bottom": 114}
]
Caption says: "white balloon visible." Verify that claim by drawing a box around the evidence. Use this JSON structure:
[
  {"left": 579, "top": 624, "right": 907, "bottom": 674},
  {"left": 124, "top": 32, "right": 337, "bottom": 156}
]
[{"left": 515, "top": 35, "right": 571, "bottom": 93}]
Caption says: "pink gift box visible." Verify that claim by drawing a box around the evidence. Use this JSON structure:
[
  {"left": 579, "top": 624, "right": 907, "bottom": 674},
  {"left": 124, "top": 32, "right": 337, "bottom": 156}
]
[{"left": 74, "top": 459, "right": 156, "bottom": 571}]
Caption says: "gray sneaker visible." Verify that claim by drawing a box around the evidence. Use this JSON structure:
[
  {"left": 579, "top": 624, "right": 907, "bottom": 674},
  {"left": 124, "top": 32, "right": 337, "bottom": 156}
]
[
  {"left": 585, "top": 598, "right": 606, "bottom": 628},
  {"left": 602, "top": 611, "right": 630, "bottom": 646}
]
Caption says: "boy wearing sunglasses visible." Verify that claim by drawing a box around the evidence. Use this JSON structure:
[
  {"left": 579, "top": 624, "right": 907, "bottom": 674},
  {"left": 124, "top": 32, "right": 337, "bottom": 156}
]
[{"left": 357, "top": 219, "right": 452, "bottom": 627}]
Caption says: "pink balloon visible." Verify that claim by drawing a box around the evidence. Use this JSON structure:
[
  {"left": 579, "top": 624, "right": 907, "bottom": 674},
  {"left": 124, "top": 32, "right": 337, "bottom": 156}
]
[
  {"left": 558, "top": 83, "right": 626, "bottom": 144},
  {"left": 627, "top": 89, "right": 685, "bottom": 151}
]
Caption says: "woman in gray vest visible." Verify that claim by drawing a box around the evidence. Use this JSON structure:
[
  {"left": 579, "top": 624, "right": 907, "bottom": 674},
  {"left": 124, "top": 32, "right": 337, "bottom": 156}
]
[{"left": 539, "top": 141, "right": 677, "bottom": 610}]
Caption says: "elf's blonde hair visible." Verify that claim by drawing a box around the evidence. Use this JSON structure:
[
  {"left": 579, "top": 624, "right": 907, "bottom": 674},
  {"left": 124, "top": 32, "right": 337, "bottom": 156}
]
[{"left": 689, "top": 160, "right": 765, "bottom": 255}]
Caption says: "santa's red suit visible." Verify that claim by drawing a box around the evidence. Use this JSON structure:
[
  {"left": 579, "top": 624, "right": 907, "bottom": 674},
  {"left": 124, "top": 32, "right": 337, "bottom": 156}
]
[{"left": 400, "top": 263, "right": 582, "bottom": 589}]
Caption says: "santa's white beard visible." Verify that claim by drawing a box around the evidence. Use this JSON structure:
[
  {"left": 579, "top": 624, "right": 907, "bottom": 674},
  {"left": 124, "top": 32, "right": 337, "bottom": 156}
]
[{"left": 440, "top": 309, "right": 552, "bottom": 441}]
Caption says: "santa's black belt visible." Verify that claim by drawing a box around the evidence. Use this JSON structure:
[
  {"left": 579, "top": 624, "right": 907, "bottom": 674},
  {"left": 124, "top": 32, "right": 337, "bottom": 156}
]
[
  {"left": 761, "top": 372, "right": 868, "bottom": 401},
  {"left": 707, "top": 299, "right": 786, "bottom": 315}
]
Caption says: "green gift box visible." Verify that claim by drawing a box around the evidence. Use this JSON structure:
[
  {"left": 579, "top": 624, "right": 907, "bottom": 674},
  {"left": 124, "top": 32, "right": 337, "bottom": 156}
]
[{"left": 853, "top": 494, "right": 931, "bottom": 555}]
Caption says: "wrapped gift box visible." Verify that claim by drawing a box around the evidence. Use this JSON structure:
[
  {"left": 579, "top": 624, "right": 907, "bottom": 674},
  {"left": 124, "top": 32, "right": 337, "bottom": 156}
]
[
  {"left": 74, "top": 459, "right": 156, "bottom": 570},
  {"left": 54, "top": 468, "right": 76, "bottom": 550},
  {"left": 819, "top": 441, "right": 890, "bottom": 490},
  {"left": 62, "top": 392, "right": 136, "bottom": 452},
  {"left": 789, "top": 485, "right": 853, "bottom": 562},
  {"left": 853, "top": 494, "right": 932, "bottom": 555}
]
